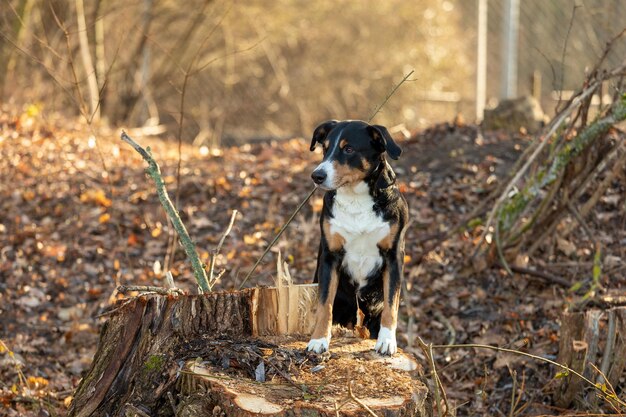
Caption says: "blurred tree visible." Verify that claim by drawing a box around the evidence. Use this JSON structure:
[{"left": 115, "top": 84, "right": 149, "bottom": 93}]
[
  {"left": 1, "top": 0, "right": 471, "bottom": 141},
  {"left": 0, "top": 0, "right": 33, "bottom": 94}
]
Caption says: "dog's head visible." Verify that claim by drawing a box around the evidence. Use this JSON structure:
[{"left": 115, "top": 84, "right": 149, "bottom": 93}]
[{"left": 309, "top": 120, "right": 402, "bottom": 190}]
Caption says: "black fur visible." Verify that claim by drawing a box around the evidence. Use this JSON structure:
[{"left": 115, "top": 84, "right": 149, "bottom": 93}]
[{"left": 310, "top": 120, "right": 408, "bottom": 340}]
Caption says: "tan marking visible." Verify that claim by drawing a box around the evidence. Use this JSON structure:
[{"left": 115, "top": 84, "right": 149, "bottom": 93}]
[
  {"left": 339, "top": 138, "right": 348, "bottom": 148},
  {"left": 377, "top": 223, "right": 399, "bottom": 251},
  {"left": 310, "top": 269, "right": 339, "bottom": 339},
  {"left": 332, "top": 161, "right": 365, "bottom": 186},
  {"left": 361, "top": 157, "right": 372, "bottom": 171},
  {"left": 323, "top": 219, "right": 345, "bottom": 251},
  {"left": 381, "top": 268, "right": 400, "bottom": 329}
]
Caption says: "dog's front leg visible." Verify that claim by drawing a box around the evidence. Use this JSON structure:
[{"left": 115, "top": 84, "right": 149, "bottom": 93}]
[
  {"left": 375, "top": 253, "right": 403, "bottom": 355},
  {"left": 307, "top": 248, "right": 339, "bottom": 353}
]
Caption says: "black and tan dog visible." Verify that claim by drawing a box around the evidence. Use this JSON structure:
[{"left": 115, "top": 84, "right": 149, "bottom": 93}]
[{"left": 306, "top": 120, "right": 408, "bottom": 355}]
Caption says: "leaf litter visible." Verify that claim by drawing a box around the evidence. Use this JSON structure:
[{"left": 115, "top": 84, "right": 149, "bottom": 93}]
[{"left": 0, "top": 110, "right": 625, "bottom": 415}]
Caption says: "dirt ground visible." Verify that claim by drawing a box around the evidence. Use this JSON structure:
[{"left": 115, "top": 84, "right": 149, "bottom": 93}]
[{"left": 0, "top": 110, "right": 624, "bottom": 416}]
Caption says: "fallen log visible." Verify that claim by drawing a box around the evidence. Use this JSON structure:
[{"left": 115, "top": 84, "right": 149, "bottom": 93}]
[{"left": 69, "top": 287, "right": 430, "bottom": 416}]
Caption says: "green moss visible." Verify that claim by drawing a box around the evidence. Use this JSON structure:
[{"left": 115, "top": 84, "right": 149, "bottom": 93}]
[
  {"left": 144, "top": 355, "right": 165, "bottom": 373},
  {"left": 497, "top": 93, "right": 626, "bottom": 238}
]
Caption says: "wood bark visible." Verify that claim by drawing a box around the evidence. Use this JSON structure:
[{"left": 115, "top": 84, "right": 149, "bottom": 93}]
[
  {"left": 69, "top": 288, "right": 430, "bottom": 417},
  {"left": 69, "top": 290, "right": 256, "bottom": 417},
  {"left": 555, "top": 340, "right": 588, "bottom": 408},
  {"left": 607, "top": 308, "right": 626, "bottom": 387},
  {"left": 555, "top": 307, "right": 626, "bottom": 408}
]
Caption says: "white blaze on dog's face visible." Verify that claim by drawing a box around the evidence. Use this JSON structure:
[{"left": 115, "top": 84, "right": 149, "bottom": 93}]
[
  {"left": 313, "top": 160, "right": 337, "bottom": 190},
  {"left": 309, "top": 120, "right": 401, "bottom": 190}
]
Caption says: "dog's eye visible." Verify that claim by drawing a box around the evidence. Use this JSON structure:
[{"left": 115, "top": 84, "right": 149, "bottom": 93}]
[{"left": 344, "top": 146, "right": 354, "bottom": 154}]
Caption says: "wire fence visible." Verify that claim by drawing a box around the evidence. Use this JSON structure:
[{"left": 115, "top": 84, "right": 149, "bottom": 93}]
[{"left": 458, "top": 0, "right": 626, "bottom": 120}]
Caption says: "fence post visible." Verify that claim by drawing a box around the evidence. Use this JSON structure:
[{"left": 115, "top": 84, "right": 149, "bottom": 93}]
[
  {"left": 476, "top": 0, "right": 488, "bottom": 122},
  {"left": 501, "top": 0, "right": 520, "bottom": 99}
]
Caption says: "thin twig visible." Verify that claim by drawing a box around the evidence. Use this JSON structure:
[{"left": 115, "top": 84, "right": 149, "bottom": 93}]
[
  {"left": 239, "top": 70, "right": 415, "bottom": 288},
  {"left": 502, "top": 264, "right": 571, "bottom": 288},
  {"left": 433, "top": 310, "right": 456, "bottom": 347},
  {"left": 49, "top": 4, "right": 87, "bottom": 118},
  {"left": 239, "top": 186, "right": 317, "bottom": 289},
  {"left": 589, "top": 28, "right": 626, "bottom": 81},
  {"left": 209, "top": 209, "right": 238, "bottom": 287},
  {"left": 368, "top": 70, "right": 415, "bottom": 122},
  {"left": 431, "top": 343, "right": 626, "bottom": 408},
  {"left": 96, "top": 297, "right": 135, "bottom": 318},
  {"left": 566, "top": 202, "right": 595, "bottom": 243},
  {"left": 348, "top": 381, "right": 379, "bottom": 417},
  {"left": 9, "top": 5, "right": 131, "bottom": 278},
  {"left": 555, "top": 5, "right": 580, "bottom": 113},
  {"left": 556, "top": 28, "right": 626, "bottom": 116},
  {"left": 589, "top": 362, "right": 621, "bottom": 412},
  {"left": 217, "top": 210, "right": 238, "bottom": 253},
  {"left": 508, "top": 367, "right": 517, "bottom": 417},
  {"left": 117, "top": 285, "right": 184, "bottom": 295},
  {"left": 513, "top": 368, "right": 526, "bottom": 415},
  {"left": 495, "top": 213, "right": 513, "bottom": 276},
  {"left": 166, "top": 6, "right": 233, "bottom": 274},
  {"left": 416, "top": 336, "right": 449, "bottom": 417}
]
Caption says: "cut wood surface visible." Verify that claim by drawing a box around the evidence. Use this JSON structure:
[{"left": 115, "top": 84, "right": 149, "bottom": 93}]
[
  {"left": 180, "top": 336, "right": 429, "bottom": 417},
  {"left": 69, "top": 288, "right": 430, "bottom": 417}
]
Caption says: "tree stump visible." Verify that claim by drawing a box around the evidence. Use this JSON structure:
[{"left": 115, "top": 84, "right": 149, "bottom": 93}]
[
  {"left": 554, "top": 294, "right": 626, "bottom": 408},
  {"left": 69, "top": 288, "right": 430, "bottom": 417}
]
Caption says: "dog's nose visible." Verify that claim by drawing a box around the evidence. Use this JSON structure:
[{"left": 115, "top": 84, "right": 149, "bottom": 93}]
[{"left": 311, "top": 170, "right": 327, "bottom": 185}]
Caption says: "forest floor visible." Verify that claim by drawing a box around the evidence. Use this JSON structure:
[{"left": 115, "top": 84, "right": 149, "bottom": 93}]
[{"left": 0, "top": 109, "right": 625, "bottom": 416}]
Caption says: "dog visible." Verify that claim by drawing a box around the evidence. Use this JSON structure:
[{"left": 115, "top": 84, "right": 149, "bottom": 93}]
[{"left": 306, "top": 120, "right": 408, "bottom": 355}]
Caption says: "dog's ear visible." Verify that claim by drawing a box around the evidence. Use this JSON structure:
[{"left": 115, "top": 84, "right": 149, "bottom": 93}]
[
  {"left": 310, "top": 120, "right": 338, "bottom": 151},
  {"left": 367, "top": 124, "right": 402, "bottom": 160}
]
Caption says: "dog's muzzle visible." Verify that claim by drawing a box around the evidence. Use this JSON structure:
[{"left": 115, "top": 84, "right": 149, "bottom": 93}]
[
  {"left": 311, "top": 161, "right": 336, "bottom": 189},
  {"left": 311, "top": 169, "right": 327, "bottom": 185}
]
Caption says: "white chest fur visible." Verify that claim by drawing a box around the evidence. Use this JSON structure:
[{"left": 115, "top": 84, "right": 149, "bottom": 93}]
[{"left": 329, "top": 182, "right": 389, "bottom": 288}]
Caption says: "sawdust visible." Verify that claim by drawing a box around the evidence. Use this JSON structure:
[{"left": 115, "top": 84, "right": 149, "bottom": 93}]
[{"left": 183, "top": 334, "right": 425, "bottom": 412}]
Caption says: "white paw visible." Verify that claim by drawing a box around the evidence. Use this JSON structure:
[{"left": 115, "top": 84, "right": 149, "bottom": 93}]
[
  {"left": 306, "top": 337, "right": 330, "bottom": 353},
  {"left": 374, "top": 327, "right": 397, "bottom": 355}
]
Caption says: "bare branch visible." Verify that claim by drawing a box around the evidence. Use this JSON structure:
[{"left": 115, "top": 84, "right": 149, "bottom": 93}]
[
  {"left": 368, "top": 70, "right": 415, "bottom": 122},
  {"left": 117, "top": 285, "right": 184, "bottom": 296},
  {"left": 239, "top": 186, "right": 318, "bottom": 289},
  {"left": 209, "top": 209, "right": 238, "bottom": 288},
  {"left": 555, "top": 5, "right": 580, "bottom": 113},
  {"left": 121, "top": 131, "right": 211, "bottom": 293}
]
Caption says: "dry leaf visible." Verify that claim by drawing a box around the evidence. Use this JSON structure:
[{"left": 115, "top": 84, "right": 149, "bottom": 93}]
[{"left": 556, "top": 236, "right": 576, "bottom": 257}]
